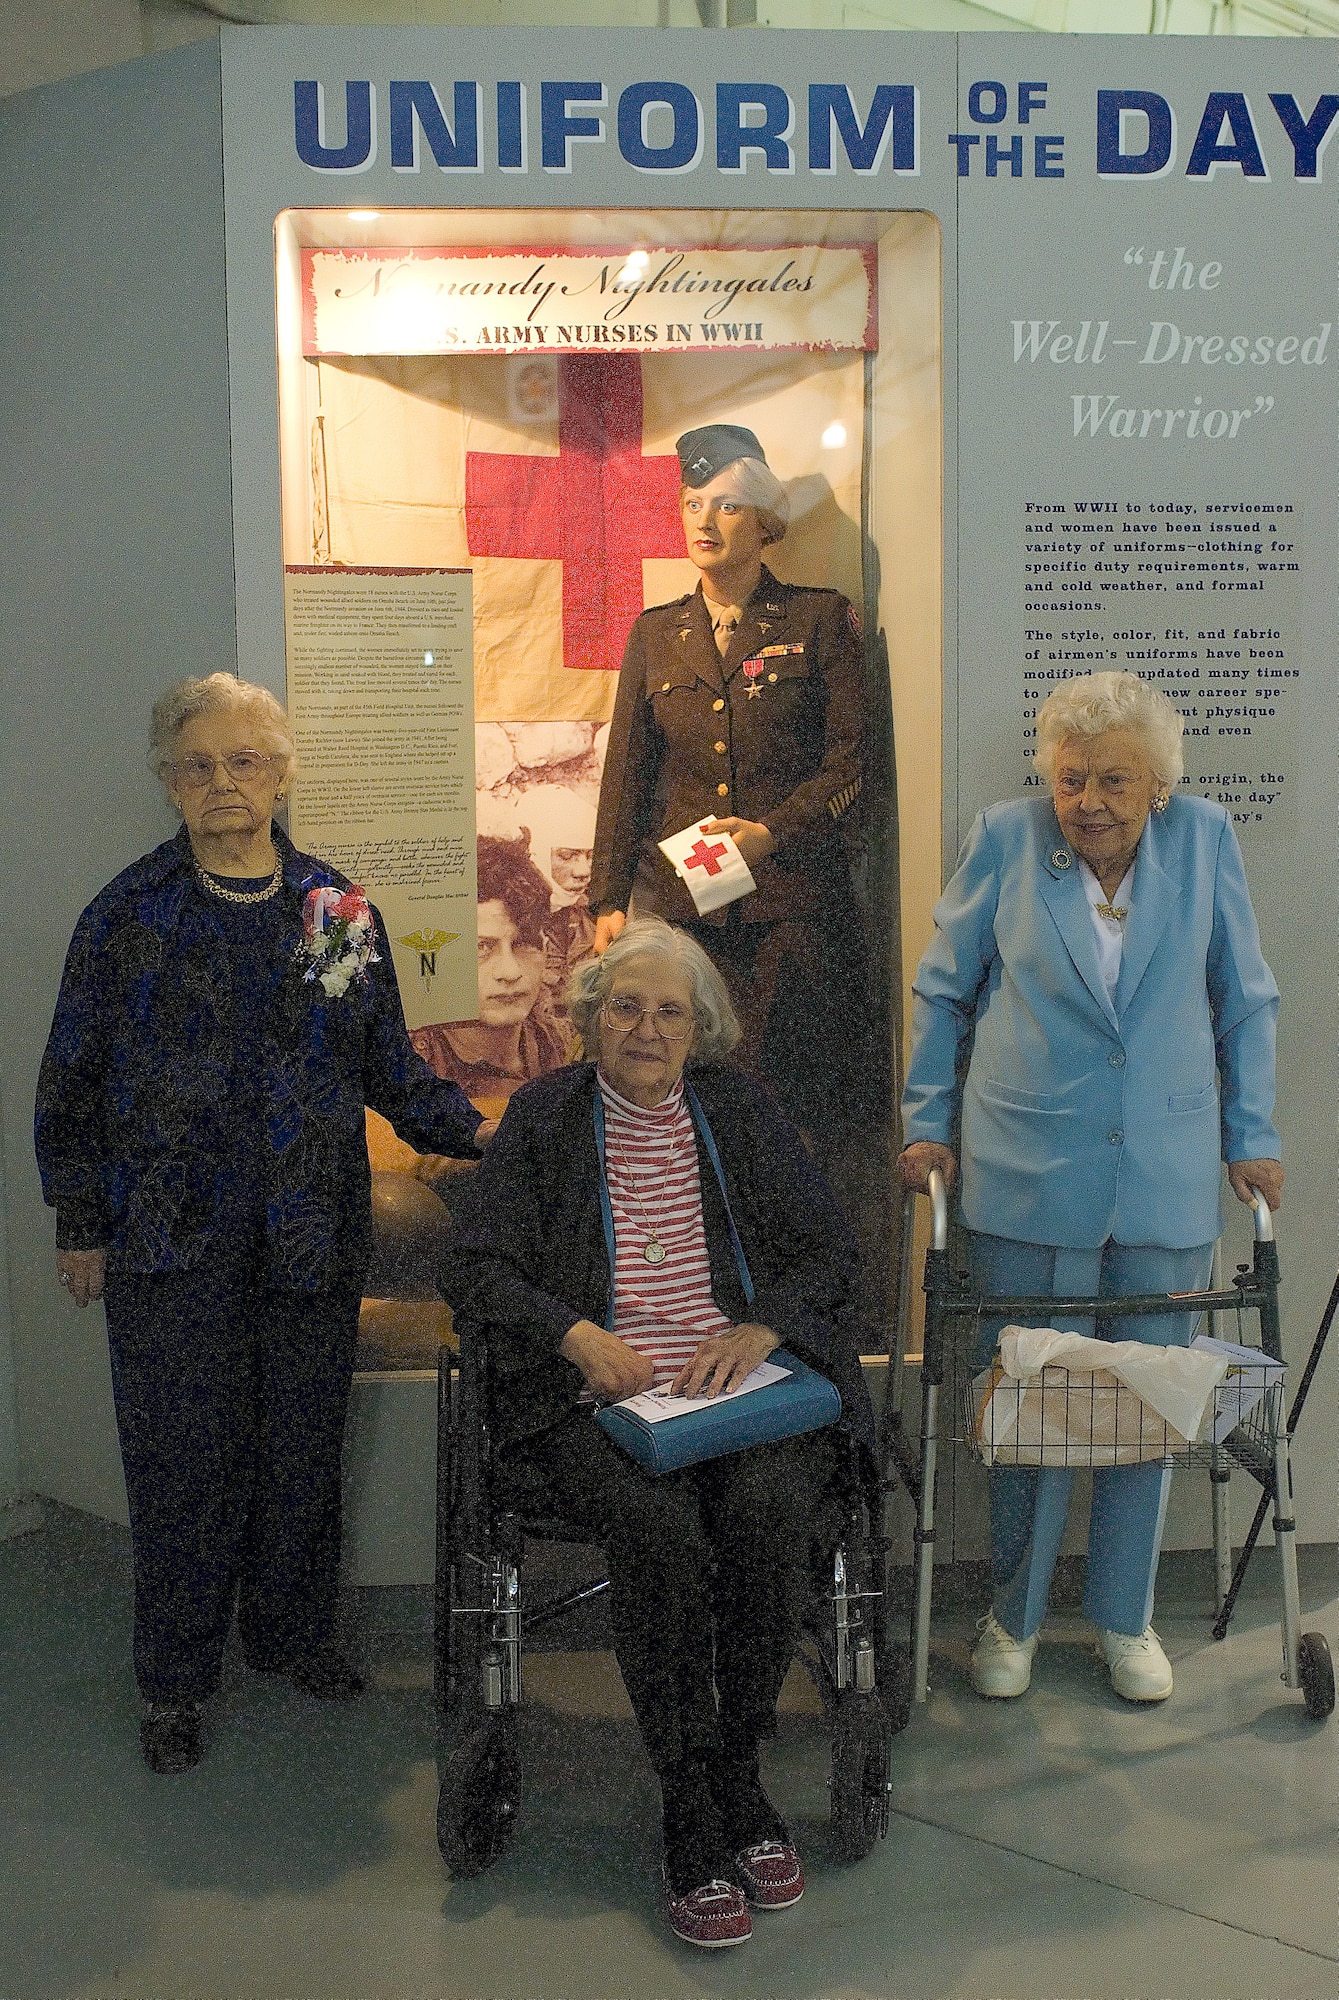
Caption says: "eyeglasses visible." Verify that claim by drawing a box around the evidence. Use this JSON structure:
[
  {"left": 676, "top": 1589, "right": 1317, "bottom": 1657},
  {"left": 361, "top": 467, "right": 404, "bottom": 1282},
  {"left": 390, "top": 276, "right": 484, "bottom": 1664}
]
[
  {"left": 601, "top": 996, "right": 694, "bottom": 1041},
  {"left": 171, "top": 750, "right": 275, "bottom": 790}
]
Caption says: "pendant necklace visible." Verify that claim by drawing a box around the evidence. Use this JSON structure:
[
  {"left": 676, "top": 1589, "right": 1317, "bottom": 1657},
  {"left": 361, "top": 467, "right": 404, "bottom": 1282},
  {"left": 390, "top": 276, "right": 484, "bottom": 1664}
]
[{"left": 610, "top": 1113, "right": 680, "bottom": 1265}]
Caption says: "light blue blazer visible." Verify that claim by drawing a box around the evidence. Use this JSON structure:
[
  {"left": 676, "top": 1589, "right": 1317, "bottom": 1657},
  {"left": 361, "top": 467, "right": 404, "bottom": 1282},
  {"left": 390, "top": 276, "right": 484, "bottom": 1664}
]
[{"left": 902, "top": 795, "right": 1280, "bottom": 1251}]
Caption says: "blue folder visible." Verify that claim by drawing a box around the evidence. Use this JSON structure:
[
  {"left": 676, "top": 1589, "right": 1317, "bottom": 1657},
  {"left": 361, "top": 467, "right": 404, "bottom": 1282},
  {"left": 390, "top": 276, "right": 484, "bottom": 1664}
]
[{"left": 595, "top": 1349, "right": 841, "bottom": 1475}]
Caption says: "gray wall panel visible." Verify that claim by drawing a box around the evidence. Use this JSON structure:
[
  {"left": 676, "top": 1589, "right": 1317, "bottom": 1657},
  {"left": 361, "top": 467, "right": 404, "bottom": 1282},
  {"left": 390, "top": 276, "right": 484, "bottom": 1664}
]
[{"left": 0, "top": 37, "right": 235, "bottom": 1513}]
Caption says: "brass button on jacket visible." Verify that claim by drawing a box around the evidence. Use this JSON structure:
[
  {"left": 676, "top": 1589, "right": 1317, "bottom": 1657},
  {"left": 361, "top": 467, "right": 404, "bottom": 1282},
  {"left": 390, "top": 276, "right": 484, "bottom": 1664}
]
[{"left": 591, "top": 566, "right": 865, "bottom": 927}]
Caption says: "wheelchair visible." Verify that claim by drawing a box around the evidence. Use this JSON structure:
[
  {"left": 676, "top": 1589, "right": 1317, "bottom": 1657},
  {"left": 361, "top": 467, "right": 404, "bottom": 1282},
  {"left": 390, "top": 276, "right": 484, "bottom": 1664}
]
[{"left": 433, "top": 1321, "right": 907, "bottom": 1879}]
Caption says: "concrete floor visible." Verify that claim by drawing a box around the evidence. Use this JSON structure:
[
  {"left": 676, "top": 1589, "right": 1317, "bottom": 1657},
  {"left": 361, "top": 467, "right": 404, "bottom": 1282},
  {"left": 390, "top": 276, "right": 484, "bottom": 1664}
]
[{"left": 1, "top": 1507, "right": 1335, "bottom": 2000}]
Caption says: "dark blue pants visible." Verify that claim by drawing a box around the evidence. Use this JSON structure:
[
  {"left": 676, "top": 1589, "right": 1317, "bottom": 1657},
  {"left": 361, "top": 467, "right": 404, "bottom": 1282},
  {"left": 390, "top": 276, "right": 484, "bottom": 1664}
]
[
  {"left": 104, "top": 1259, "right": 362, "bottom": 1703},
  {"left": 504, "top": 1415, "right": 841, "bottom": 1774}
]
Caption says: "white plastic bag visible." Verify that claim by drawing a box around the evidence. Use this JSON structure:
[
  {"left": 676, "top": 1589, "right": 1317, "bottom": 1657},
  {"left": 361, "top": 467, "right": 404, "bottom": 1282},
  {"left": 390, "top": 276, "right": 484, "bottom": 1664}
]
[{"left": 970, "top": 1326, "right": 1234, "bottom": 1467}]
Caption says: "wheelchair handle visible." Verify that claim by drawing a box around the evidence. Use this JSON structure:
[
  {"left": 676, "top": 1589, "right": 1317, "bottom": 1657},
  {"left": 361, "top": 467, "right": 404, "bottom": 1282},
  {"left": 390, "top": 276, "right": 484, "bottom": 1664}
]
[{"left": 927, "top": 1168, "right": 949, "bottom": 1252}]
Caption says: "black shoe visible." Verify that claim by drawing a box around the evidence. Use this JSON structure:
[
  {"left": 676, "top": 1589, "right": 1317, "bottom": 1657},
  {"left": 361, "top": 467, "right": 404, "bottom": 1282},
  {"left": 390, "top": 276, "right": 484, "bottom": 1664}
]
[
  {"left": 249, "top": 1646, "right": 365, "bottom": 1701},
  {"left": 140, "top": 1702, "right": 203, "bottom": 1775}
]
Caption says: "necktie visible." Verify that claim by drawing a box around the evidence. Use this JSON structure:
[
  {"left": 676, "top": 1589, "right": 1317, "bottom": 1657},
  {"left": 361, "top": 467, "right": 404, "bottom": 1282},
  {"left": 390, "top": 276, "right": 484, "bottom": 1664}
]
[{"left": 712, "top": 612, "right": 739, "bottom": 657}]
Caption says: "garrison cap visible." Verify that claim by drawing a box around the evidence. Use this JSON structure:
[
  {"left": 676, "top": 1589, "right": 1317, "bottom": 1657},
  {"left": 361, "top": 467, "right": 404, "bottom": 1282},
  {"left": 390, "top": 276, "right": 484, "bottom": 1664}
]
[{"left": 675, "top": 424, "right": 768, "bottom": 488}]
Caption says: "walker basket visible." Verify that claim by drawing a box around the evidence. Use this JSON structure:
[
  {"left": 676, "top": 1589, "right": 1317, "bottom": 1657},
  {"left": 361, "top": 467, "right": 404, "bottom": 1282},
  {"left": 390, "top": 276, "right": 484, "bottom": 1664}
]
[{"left": 962, "top": 1355, "right": 1286, "bottom": 1470}]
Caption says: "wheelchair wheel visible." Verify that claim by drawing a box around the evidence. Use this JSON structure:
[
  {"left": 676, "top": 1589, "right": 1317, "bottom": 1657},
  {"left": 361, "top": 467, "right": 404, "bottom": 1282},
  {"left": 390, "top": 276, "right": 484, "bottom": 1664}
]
[
  {"left": 437, "top": 1715, "right": 522, "bottom": 1877},
  {"left": 1298, "top": 1632, "right": 1335, "bottom": 1721},
  {"left": 830, "top": 1690, "right": 891, "bottom": 1862},
  {"left": 883, "top": 1644, "right": 912, "bottom": 1737}
]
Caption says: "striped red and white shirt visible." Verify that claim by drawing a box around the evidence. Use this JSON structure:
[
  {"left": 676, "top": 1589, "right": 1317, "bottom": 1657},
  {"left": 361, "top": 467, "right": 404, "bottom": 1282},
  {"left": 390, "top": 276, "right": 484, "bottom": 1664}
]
[{"left": 596, "top": 1071, "right": 732, "bottom": 1391}]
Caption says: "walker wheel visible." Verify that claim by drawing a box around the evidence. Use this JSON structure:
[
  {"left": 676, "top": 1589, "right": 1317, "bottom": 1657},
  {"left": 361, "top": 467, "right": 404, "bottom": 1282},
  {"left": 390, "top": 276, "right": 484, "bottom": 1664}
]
[
  {"left": 437, "top": 1715, "right": 522, "bottom": 1876},
  {"left": 830, "top": 1690, "right": 891, "bottom": 1862},
  {"left": 1298, "top": 1632, "right": 1335, "bottom": 1721}
]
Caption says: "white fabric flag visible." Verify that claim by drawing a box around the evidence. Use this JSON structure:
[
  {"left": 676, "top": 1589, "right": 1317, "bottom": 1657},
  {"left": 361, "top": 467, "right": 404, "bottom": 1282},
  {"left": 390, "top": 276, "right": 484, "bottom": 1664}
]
[
  {"left": 305, "top": 347, "right": 866, "bottom": 725},
  {"left": 658, "top": 820, "right": 756, "bottom": 915}
]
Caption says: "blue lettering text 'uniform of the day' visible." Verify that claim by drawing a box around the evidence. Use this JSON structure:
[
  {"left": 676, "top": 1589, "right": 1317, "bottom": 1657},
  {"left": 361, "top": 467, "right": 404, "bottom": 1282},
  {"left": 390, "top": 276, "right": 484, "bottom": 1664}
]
[{"left": 291, "top": 77, "right": 1339, "bottom": 185}]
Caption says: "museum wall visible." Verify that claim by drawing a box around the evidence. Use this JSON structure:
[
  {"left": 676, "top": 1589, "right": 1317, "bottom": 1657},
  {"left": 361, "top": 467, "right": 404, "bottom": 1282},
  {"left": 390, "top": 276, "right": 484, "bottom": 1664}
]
[
  {"left": 2, "top": 22, "right": 1334, "bottom": 1563},
  {"left": 0, "top": 38, "right": 236, "bottom": 1520}
]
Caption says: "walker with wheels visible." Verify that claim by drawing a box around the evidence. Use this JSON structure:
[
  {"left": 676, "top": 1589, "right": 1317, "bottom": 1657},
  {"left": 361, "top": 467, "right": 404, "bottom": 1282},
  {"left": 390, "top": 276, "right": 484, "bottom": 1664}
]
[{"left": 885, "top": 1169, "right": 1334, "bottom": 1722}]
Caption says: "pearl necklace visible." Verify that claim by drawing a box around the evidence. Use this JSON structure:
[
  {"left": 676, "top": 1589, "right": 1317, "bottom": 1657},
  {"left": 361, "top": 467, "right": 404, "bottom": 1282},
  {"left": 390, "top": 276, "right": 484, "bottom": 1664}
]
[{"left": 196, "top": 852, "right": 283, "bottom": 904}]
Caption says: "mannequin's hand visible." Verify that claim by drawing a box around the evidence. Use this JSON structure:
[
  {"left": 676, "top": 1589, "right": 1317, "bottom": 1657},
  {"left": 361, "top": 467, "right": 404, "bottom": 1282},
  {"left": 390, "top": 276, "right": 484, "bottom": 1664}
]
[
  {"left": 593, "top": 911, "right": 626, "bottom": 955},
  {"left": 702, "top": 818, "right": 775, "bottom": 871}
]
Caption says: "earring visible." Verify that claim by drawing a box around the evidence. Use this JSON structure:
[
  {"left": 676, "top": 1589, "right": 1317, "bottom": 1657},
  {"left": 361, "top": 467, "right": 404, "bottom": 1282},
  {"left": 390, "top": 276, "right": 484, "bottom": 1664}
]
[{"left": 1152, "top": 790, "right": 1169, "bottom": 814}]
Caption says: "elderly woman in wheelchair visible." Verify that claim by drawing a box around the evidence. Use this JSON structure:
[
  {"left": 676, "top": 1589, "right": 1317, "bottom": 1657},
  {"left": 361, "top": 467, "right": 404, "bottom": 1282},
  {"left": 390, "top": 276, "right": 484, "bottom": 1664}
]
[{"left": 442, "top": 916, "right": 882, "bottom": 1948}]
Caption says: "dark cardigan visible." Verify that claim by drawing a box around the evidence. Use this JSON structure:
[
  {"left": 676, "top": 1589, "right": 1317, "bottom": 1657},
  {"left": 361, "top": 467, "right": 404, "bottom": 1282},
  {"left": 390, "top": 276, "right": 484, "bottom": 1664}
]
[
  {"left": 35, "top": 826, "right": 481, "bottom": 1292},
  {"left": 443, "top": 1061, "right": 876, "bottom": 1457}
]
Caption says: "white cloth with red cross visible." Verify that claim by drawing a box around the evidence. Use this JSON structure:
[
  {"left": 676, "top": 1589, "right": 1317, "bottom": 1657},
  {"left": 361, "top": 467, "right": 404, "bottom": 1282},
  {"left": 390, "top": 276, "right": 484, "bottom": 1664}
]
[{"left": 657, "top": 819, "right": 757, "bottom": 915}]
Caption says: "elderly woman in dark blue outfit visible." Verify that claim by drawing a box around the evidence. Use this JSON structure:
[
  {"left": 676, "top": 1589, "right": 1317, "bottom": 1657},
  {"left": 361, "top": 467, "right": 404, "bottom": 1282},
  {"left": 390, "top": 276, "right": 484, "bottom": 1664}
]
[{"left": 35, "top": 674, "right": 488, "bottom": 1776}]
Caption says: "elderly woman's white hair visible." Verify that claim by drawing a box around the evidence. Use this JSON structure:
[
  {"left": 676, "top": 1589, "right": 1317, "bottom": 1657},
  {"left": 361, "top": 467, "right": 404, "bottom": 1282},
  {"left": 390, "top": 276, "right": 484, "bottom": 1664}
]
[
  {"left": 149, "top": 673, "right": 297, "bottom": 792},
  {"left": 567, "top": 916, "right": 741, "bottom": 1061},
  {"left": 682, "top": 454, "right": 790, "bottom": 547},
  {"left": 1035, "top": 670, "right": 1185, "bottom": 792}
]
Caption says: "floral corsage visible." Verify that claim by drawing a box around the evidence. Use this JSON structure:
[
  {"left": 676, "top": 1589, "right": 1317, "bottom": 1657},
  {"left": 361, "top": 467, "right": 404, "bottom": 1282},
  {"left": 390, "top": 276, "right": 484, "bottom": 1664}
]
[{"left": 298, "top": 879, "right": 379, "bottom": 998}]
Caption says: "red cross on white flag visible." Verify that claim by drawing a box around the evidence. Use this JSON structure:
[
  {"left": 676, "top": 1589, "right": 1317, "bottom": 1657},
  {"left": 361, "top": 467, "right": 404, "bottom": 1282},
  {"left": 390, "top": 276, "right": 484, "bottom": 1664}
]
[
  {"left": 464, "top": 353, "right": 684, "bottom": 673},
  {"left": 683, "top": 838, "right": 728, "bottom": 877},
  {"left": 658, "top": 820, "right": 757, "bottom": 915}
]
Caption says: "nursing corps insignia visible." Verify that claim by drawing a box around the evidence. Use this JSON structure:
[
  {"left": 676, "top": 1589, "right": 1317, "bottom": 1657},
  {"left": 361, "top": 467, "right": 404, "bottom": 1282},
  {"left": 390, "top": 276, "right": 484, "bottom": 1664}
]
[{"left": 397, "top": 928, "right": 458, "bottom": 988}]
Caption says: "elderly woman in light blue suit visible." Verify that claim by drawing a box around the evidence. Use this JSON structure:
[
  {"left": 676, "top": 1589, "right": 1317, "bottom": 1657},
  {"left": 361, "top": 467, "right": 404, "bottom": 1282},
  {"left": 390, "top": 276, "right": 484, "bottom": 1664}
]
[{"left": 900, "top": 671, "right": 1282, "bottom": 1704}]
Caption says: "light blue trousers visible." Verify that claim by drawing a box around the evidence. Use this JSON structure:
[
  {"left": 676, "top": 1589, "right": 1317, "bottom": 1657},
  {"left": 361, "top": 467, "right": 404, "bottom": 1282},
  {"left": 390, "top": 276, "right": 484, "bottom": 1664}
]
[{"left": 966, "top": 1234, "right": 1215, "bottom": 1641}]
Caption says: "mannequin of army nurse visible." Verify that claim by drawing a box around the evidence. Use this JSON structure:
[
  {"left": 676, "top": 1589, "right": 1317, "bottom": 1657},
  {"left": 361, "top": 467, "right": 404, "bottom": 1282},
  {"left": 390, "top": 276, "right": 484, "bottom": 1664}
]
[{"left": 589, "top": 423, "right": 870, "bottom": 1151}]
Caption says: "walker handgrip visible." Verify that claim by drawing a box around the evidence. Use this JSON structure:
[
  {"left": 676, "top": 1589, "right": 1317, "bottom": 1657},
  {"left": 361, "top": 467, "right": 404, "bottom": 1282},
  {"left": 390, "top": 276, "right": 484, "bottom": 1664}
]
[
  {"left": 1252, "top": 1193, "right": 1275, "bottom": 1244},
  {"left": 927, "top": 1169, "right": 949, "bottom": 1253}
]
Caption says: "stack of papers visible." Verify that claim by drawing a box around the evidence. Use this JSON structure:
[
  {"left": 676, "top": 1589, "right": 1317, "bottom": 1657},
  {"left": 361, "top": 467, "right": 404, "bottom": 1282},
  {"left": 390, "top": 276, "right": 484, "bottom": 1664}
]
[{"left": 614, "top": 1360, "right": 791, "bottom": 1424}]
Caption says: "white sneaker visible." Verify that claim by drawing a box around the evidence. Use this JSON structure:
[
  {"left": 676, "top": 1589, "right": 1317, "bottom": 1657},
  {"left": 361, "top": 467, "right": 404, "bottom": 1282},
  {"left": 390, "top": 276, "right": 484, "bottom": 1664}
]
[
  {"left": 970, "top": 1612, "right": 1038, "bottom": 1698},
  {"left": 1096, "top": 1625, "right": 1174, "bottom": 1701}
]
